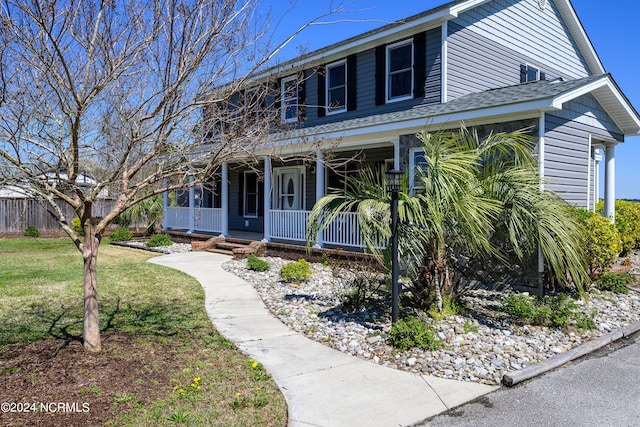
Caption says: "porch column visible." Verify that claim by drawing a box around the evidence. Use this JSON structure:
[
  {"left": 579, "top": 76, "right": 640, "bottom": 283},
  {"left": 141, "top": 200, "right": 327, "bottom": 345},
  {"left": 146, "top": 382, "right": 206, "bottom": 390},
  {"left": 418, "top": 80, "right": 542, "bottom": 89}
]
[
  {"left": 188, "top": 174, "right": 195, "bottom": 233},
  {"left": 262, "top": 156, "right": 271, "bottom": 242},
  {"left": 595, "top": 149, "right": 602, "bottom": 211},
  {"left": 162, "top": 179, "right": 169, "bottom": 231},
  {"left": 220, "top": 162, "right": 229, "bottom": 237},
  {"left": 604, "top": 144, "right": 616, "bottom": 222},
  {"left": 315, "top": 150, "right": 325, "bottom": 247},
  {"left": 393, "top": 137, "right": 400, "bottom": 170},
  {"left": 537, "top": 112, "right": 546, "bottom": 295}
]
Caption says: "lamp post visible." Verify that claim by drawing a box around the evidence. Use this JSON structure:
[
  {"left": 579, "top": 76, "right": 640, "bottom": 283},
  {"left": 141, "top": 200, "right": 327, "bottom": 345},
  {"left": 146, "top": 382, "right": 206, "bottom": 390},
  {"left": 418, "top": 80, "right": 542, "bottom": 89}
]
[{"left": 385, "top": 169, "right": 402, "bottom": 323}]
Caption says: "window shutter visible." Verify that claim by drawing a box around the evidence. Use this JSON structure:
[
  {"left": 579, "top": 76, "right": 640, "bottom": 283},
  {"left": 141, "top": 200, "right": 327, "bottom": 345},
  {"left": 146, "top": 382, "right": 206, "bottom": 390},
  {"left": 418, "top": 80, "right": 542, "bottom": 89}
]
[
  {"left": 238, "top": 172, "right": 244, "bottom": 216},
  {"left": 520, "top": 64, "right": 527, "bottom": 83},
  {"left": 258, "top": 180, "right": 264, "bottom": 217},
  {"left": 297, "top": 71, "right": 306, "bottom": 121},
  {"left": 274, "top": 79, "right": 281, "bottom": 112},
  {"left": 375, "top": 45, "right": 386, "bottom": 105},
  {"left": 317, "top": 67, "right": 326, "bottom": 118},
  {"left": 540, "top": 71, "right": 546, "bottom": 81},
  {"left": 413, "top": 32, "right": 426, "bottom": 99},
  {"left": 347, "top": 54, "right": 357, "bottom": 111}
]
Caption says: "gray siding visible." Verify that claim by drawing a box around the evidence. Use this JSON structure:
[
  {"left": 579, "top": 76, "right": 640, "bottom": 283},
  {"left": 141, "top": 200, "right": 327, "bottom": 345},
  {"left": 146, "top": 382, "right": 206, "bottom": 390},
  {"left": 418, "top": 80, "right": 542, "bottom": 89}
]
[
  {"left": 228, "top": 168, "right": 264, "bottom": 233},
  {"left": 447, "top": 0, "right": 590, "bottom": 100},
  {"left": 544, "top": 95, "right": 623, "bottom": 208},
  {"left": 303, "top": 28, "right": 442, "bottom": 127}
]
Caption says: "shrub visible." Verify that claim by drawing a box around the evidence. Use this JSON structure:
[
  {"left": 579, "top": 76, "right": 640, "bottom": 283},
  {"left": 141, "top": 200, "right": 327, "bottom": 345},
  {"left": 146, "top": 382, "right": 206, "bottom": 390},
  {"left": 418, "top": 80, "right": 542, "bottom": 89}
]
[
  {"left": 597, "top": 272, "right": 634, "bottom": 294},
  {"left": 500, "top": 293, "right": 582, "bottom": 328},
  {"left": 340, "top": 271, "right": 383, "bottom": 312},
  {"left": 146, "top": 233, "right": 173, "bottom": 247},
  {"left": 428, "top": 294, "right": 466, "bottom": 320},
  {"left": 280, "top": 259, "right": 312, "bottom": 283},
  {"left": 109, "top": 227, "right": 133, "bottom": 242},
  {"left": 614, "top": 200, "right": 640, "bottom": 254},
  {"left": 576, "top": 208, "right": 622, "bottom": 276},
  {"left": 23, "top": 225, "right": 40, "bottom": 238},
  {"left": 387, "top": 317, "right": 443, "bottom": 351},
  {"left": 71, "top": 217, "right": 84, "bottom": 235},
  {"left": 247, "top": 254, "right": 270, "bottom": 272}
]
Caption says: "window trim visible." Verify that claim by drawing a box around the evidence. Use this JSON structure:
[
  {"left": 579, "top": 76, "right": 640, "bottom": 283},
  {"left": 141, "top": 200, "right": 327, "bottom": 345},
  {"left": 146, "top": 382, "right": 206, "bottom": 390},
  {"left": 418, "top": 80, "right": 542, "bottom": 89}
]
[
  {"left": 526, "top": 64, "right": 540, "bottom": 82},
  {"left": 325, "top": 59, "right": 347, "bottom": 115},
  {"left": 243, "top": 171, "right": 259, "bottom": 218},
  {"left": 280, "top": 75, "right": 299, "bottom": 124},
  {"left": 386, "top": 39, "right": 414, "bottom": 103}
]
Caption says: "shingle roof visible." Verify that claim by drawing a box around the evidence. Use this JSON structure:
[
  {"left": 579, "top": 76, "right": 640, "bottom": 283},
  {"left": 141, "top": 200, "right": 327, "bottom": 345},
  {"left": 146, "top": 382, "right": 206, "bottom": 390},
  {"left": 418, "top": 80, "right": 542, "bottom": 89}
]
[{"left": 271, "top": 75, "right": 607, "bottom": 141}]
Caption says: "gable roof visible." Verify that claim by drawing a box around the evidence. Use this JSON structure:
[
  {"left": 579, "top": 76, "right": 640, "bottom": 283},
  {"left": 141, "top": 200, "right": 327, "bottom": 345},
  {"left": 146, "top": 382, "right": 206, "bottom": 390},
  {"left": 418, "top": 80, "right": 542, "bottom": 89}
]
[
  {"left": 257, "top": 0, "right": 604, "bottom": 81},
  {"left": 268, "top": 74, "right": 640, "bottom": 147}
]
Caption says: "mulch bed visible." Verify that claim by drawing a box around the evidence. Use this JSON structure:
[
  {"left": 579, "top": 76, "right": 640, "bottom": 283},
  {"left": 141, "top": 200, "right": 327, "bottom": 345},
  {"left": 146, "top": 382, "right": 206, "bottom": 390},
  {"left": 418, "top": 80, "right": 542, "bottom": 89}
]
[{"left": 0, "top": 333, "right": 180, "bottom": 427}]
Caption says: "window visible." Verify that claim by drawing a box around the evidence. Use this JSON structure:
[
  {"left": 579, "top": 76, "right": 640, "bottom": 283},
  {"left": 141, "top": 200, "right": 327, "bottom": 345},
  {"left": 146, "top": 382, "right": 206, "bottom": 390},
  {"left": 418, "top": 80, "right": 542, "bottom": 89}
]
[
  {"left": 326, "top": 60, "right": 346, "bottom": 114},
  {"left": 409, "top": 148, "right": 428, "bottom": 192},
  {"left": 243, "top": 171, "right": 259, "bottom": 218},
  {"left": 244, "top": 87, "right": 260, "bottom": 125},
  {"left": 281, "top": 75, "right": 298, "bottom": 123},
  {"left": 387, "top": 40, "right": 414, "bottom": 102},
  {"left": 521, "top": 64, "right": 546, "bottom": 83}
]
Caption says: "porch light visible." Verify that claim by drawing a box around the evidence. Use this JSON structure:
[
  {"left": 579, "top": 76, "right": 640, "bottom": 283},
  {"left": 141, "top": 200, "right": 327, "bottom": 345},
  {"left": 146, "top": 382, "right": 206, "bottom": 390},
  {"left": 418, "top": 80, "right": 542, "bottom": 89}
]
[
  {"left": 385, "top": 169, "right": 403, "bottom": 194},
  {"left": 385, "top": 168, "right": 403, "bottom": 323}
]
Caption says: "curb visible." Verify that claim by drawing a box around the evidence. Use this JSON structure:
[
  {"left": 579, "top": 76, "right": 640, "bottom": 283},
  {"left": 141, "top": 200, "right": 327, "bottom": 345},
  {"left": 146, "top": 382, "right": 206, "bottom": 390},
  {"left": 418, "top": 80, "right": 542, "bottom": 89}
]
[{"left": 502, "top": 320, "right": 640, "bottom": 386}]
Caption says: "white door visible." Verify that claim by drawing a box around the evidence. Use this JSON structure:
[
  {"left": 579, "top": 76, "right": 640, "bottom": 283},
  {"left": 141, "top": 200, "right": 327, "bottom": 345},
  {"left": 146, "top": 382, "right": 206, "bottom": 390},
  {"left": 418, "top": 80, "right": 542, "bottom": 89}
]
[{"left": 279, "top": 169, "right": 300, "bottom": 210}]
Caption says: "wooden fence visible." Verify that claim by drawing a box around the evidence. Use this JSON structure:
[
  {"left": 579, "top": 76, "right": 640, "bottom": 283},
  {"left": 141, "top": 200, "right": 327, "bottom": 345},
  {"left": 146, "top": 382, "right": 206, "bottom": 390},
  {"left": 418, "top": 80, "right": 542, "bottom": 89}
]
[{"left": 0, "top": 198, "right": 117, "bottom": 232}]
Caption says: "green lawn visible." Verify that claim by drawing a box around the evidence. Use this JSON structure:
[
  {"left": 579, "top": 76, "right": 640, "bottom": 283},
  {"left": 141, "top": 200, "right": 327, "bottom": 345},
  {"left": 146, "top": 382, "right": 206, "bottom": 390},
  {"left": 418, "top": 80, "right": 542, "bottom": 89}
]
[{"left": 0, "top": 238, "right": 287, "bottom": 426}]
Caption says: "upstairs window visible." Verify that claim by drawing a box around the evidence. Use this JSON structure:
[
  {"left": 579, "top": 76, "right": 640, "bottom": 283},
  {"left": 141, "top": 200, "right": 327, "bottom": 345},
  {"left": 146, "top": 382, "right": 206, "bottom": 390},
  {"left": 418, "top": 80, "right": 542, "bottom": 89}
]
[
  {"left": 326, "top": 60, "right": 347, "bottom": 114},
  {"left": 387, "top": 40, "right": 414, "bottom": 102},
  {"left": 281, "top": 75, "right": 298, "bottom": 123},
  {"left": 521, "top": 64, "right": 546, "bottom": 83}
]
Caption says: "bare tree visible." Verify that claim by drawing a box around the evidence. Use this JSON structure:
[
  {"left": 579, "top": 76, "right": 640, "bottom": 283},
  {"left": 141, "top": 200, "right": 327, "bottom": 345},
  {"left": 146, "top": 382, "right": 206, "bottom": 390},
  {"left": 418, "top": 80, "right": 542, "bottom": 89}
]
[{"left": 0, "top": 0, "right": 351, "bottom": 351}]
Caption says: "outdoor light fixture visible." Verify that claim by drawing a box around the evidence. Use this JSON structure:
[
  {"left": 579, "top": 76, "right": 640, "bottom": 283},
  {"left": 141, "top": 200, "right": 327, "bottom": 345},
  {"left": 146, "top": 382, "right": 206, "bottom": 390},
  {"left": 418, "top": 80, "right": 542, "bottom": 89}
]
[{"left": 385, "top": 169, "right": 402, "bottom": 323}]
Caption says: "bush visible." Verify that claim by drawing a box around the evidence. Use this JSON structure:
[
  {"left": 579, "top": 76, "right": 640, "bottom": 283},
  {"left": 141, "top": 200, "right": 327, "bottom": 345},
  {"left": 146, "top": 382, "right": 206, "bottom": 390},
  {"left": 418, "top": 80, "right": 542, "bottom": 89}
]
[
  {"left": 428, "top": 294, "right": 466, "bottom": 320},
  {"left": 146, "top": 233, "right": 173, "bottom": 247},
  {"left": 247, "top": 254, "right": 270, "bottom": 272},
  {"left": 576, "top": 208, "right": 622, "bottom": 276},
  {"left": 280, "top": 259, "right": 312, "bottom": 283},
  {"left": 71, "top": 217, "right": 84, "bottom": 235},
  {"left": 387, "top": 317, "right": 443, "bottom": 351},
  {"left": 109, "top": 227, "right": 133, "bottom": 242},
  {"left": 597, "top": 272, "right": 634, "bottom": 294},
  {"left": 500, "top": 293, "right": 585, "bottom": 328},
  {"left": 614, "top": 200, "right": 640, "bottom": 255},
  {"left": 340, "top": 271, "right": 383, "bottom": 311},
  {"left": 23, "top": 225, "right": 40, "bottom": 237}
]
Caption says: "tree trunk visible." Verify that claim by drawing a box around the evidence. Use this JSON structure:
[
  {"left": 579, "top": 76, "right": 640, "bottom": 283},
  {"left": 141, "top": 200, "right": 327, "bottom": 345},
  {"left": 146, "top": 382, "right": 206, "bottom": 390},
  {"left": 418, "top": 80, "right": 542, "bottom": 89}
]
[{"left": 83, "top": 220, "right": 101, "bottom": 352}]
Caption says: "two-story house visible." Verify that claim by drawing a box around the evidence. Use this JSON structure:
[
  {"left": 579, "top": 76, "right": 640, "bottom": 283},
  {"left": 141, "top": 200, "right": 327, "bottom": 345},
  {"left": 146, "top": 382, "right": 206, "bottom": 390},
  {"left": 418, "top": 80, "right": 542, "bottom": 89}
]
[{"left": 164, "top": 0, "right": 640, "bottom": 250}]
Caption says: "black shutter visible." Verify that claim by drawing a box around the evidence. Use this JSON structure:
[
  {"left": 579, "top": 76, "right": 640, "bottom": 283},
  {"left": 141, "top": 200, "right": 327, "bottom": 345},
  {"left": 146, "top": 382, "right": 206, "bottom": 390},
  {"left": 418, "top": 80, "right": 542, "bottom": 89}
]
[
  {"left": 540, "top": 71, "right": 546, "bottom": 81},
  {"left": 347, "top": 54, "right": 357, "bottom": 111},
  {"left": 375, "top": 45, "right": 386, "bottom": 105},
  {"left": 413, "top": 32, "right": 426, "bottom": 99},
  {"left": 520, "top": 64, "right": 527, "bottom": 83},
  {"left": 258, "top": 180, "right": 264, "bottom": 217},
  {"left": 274, "top": 79, "right": 281, "bottom": 112},
  {"left": 297, "top": 71, "right": 306, "bottom": 121},
  {"left": 238, "top": 172, "right": 244, "bottom": 216},
  {"left": 317, "top": 67, "right": 326, "bottom": 118}
]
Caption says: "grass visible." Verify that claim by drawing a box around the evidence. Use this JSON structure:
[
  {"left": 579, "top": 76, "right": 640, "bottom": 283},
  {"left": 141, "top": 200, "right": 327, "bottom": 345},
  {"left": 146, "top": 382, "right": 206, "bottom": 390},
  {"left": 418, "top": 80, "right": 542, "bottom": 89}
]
[{"left": 0, "top": 238, "right": 287, "bottom": 426}]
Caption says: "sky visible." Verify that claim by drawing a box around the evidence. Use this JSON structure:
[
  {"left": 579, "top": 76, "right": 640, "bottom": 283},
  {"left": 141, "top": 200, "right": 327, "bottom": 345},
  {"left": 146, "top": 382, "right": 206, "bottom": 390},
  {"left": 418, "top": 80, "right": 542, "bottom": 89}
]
[{"left": 258, "top": 0, "right": 640, "bottom": 200}]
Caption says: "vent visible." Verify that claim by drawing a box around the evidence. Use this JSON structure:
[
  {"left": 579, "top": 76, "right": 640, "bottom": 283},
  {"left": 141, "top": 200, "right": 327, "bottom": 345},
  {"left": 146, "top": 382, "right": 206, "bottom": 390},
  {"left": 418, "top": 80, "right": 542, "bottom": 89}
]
[{"left": 538, "top": 0, "right": 547, "bottom": 10}]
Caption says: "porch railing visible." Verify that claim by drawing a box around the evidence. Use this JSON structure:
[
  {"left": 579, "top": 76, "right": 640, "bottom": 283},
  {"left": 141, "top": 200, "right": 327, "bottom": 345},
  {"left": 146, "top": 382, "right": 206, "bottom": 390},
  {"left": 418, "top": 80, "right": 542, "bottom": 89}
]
[
  {"left": 164, "top": 206, "right": 222, "bottom": 233},
  {"left": 269, "top": 210, "right": 384, "bottom": 249}
]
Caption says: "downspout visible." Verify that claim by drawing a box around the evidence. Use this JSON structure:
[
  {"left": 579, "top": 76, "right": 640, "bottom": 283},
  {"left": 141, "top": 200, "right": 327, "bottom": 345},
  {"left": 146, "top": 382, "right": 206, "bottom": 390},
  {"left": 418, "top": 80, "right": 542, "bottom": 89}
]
[{"left": 538, "top": 112, "right": 545, "bottom": 295}]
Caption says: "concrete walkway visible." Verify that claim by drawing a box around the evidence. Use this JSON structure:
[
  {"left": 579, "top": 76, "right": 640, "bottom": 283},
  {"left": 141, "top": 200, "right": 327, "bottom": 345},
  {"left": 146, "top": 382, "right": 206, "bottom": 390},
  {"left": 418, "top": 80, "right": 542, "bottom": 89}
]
[{"left": 150, "top": 252, "right": 497, "bottom": 427}]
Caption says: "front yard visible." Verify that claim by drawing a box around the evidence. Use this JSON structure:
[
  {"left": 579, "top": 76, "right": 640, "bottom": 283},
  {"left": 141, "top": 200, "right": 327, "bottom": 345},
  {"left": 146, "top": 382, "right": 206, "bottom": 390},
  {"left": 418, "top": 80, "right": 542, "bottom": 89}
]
[{"left": 0, "top": 238, "right": 286, "bottom": 427}]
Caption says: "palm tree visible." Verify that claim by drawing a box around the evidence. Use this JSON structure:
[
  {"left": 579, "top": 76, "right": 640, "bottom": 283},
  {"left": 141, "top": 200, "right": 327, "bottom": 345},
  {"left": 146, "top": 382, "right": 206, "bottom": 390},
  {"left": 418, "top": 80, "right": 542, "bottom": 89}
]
[{"left": 308, "top": 127, "right": 588, "bottom": 312}]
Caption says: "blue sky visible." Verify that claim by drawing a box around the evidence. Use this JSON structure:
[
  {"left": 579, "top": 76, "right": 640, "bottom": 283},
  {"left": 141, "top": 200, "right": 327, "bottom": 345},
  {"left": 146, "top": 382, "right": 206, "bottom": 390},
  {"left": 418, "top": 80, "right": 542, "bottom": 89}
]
[{"left": 260, "top": 0, "right": 639, "bottom": 199}]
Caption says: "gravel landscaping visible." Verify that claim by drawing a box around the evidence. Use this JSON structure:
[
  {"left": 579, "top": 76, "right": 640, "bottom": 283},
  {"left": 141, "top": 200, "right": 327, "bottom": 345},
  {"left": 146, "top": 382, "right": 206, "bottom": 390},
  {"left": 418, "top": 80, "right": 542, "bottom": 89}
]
[{"left": 223, "top": 252, "right": 640, "bottom": 385}]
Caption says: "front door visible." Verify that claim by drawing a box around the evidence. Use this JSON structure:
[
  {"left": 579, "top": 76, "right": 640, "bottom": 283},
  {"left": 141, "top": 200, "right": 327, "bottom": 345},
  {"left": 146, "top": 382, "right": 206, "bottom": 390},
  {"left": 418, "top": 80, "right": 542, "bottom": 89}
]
[{"left": 279, "top": 169, "right": 300, "bottom": 210}]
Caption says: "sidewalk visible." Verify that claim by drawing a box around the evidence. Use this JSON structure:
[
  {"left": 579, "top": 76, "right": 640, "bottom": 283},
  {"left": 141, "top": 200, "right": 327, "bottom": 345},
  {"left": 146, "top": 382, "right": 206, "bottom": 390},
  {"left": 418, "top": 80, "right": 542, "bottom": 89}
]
[{"left": 150, "top": 252, "right": 497, "bottom": 427}]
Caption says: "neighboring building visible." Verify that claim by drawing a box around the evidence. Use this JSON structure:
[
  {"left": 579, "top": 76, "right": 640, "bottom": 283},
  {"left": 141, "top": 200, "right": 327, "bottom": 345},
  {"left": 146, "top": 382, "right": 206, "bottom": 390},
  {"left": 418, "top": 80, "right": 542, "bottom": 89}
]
[{"left": 164, "top": 0, "right": 640, "bottom": 249}]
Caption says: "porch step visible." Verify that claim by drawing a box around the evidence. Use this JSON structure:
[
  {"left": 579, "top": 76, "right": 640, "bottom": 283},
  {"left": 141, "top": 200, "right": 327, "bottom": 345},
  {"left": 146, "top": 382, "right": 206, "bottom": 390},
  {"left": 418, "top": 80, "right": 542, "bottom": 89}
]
[
  {"left": 205, "top": 248, "right": 234, "bottom": 256},
  {"left": 216, "top": 242, "right": 252, "bottom": 250}
]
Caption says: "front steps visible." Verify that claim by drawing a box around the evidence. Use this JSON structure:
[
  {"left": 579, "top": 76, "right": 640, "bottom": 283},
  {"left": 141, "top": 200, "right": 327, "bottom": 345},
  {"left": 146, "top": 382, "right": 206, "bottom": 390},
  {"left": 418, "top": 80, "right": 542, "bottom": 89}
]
[{"left": 192, "top": 236, "right": 266, "bottom": 259}]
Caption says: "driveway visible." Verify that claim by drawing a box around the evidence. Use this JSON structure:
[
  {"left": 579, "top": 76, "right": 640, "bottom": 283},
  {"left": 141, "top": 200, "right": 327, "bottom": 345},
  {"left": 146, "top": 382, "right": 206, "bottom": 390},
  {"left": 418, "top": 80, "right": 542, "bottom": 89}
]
[{"left": 417, "top": 331, "right": 640, "bottom": 427}]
